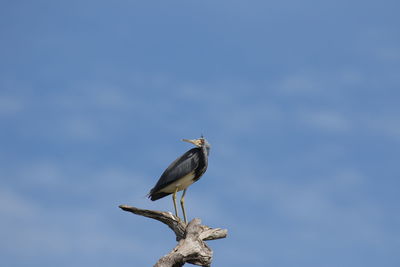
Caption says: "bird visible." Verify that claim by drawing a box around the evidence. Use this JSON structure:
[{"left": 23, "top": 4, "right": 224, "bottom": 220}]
[{"left": 148, "top": 137, "right": 211, "bottom": 223}]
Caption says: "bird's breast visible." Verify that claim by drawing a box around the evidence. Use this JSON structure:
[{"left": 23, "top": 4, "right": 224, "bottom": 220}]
[{"left": 159, "top": 171, "right": 196, "bottom": 193}]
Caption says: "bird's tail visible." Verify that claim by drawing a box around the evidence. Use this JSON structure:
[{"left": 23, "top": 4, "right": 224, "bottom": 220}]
[{"left": 147, "top": 191, "right": 171, "bottom": 201}]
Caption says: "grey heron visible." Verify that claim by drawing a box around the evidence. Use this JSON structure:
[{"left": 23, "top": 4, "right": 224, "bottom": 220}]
[{"left": 148, "top": 137, "right": 210, "bottom": 223}]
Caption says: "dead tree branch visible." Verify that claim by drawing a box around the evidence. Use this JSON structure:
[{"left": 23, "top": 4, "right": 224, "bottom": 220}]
[{"left": 119, "top": 205, "right": 227, "bottom": 266}]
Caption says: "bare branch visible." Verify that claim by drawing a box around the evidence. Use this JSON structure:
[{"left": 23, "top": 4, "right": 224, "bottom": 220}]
[
  {"left": 119, "top": 205, "right": 228, "bottom": 266},
  {"left": 119, "top": 205, "right": 186, "bottom": 241}
]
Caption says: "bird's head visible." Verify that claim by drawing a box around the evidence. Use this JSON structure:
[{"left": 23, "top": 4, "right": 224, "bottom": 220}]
[{"left": 182, "top": 137, "right": 211, "bottom": 151}]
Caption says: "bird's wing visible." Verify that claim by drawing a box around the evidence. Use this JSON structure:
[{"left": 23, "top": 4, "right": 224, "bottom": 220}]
[{"left": 151, "top": 148, "right": 201, "bottom": 193}]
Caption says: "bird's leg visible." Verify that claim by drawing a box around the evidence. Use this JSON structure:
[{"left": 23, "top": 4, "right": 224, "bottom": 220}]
[
  {"left": 180, "top": 189, "right": 187, "bottom": 223},
  {"left": 172, "top": 187, "right": 179, "bottom": 218}
]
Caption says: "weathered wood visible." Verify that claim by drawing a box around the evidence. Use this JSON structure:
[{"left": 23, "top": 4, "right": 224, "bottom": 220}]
[
  {"left": 119, "top": 205, "right": 187, "bottom": 241},
  {"left": 119, "top": 205, "right": 227, "bottom": 266}
]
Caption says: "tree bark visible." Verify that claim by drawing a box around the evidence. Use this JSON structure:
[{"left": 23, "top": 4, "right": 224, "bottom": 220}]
[{"left": 119, "top": 205, "right": 227, "bottom": 266}]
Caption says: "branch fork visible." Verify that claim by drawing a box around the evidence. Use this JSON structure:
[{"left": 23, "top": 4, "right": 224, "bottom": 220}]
[{"left": 119, "top": 205, "right": 227, "bottom": 266}]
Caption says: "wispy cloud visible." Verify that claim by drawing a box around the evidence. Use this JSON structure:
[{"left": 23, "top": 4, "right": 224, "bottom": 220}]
[
  {"left": 298, "top": 109, "right": 351, "bottom": 132},
  {"left": 275, "top": 72, "right": 323, "bottom": 94},
  {"left": 0, "top": 95, "right": 24, "bottom": 116},
  {"left": 0, "top": 164, "right": 162, "bottom": 266},
  {"left": 365, "top": 115, "right": 400, "bottom": 141}
]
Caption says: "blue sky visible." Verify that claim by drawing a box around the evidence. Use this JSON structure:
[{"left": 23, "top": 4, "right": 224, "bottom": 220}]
[{"left": 1, "top": 0, "right": 399, "bottom": 266}]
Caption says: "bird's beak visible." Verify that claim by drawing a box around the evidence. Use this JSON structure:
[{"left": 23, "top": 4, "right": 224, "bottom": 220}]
[{"left": 182, "top": 138, "right": 201, "bottom": 147}]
